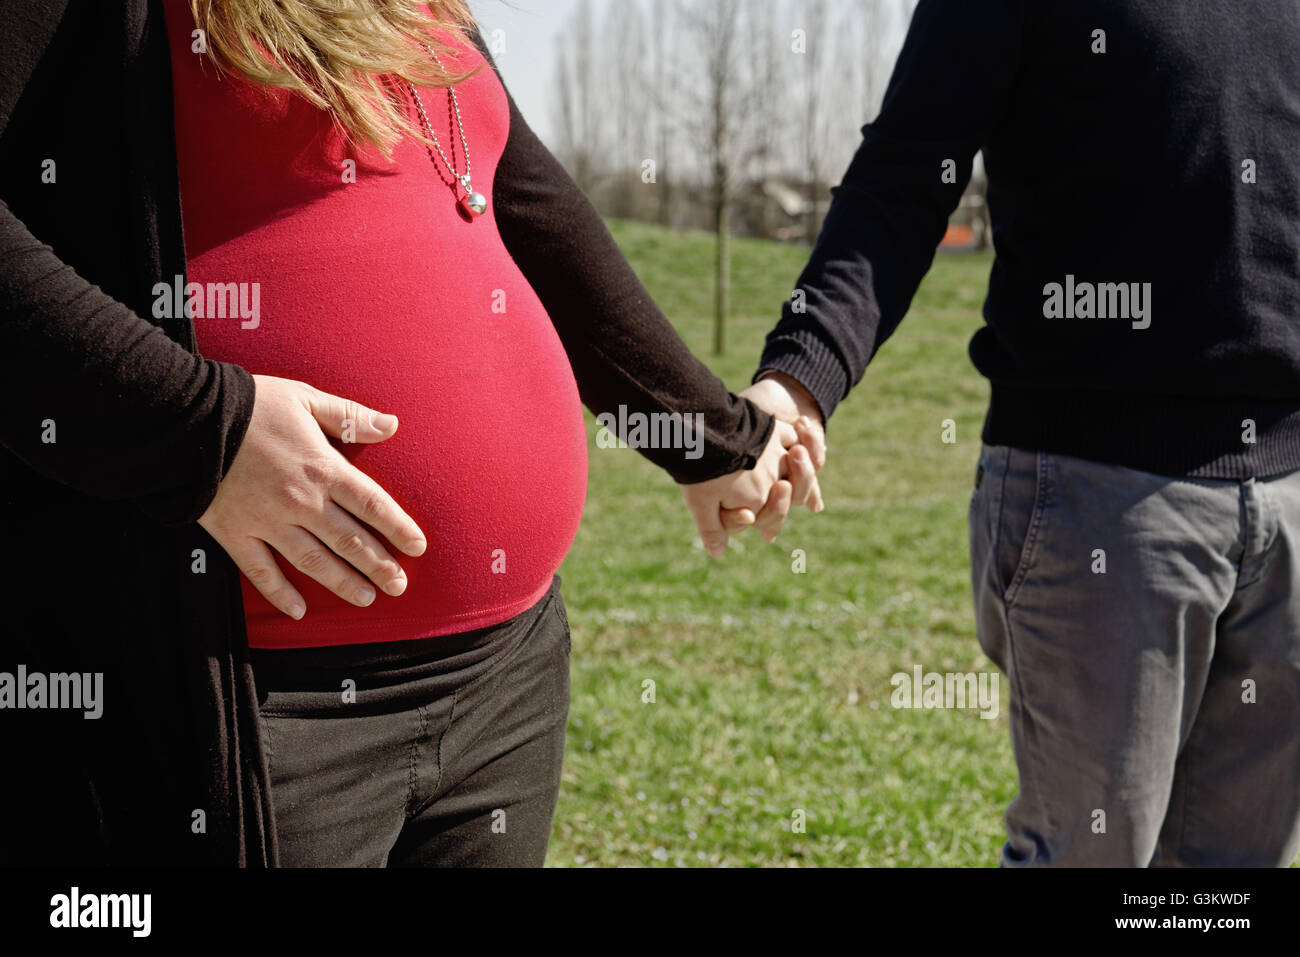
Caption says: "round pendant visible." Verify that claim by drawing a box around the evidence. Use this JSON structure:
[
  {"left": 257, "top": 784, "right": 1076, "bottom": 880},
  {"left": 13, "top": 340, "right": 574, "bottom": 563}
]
[{"left": 459, "top": 192, "right": 488, "bottom": 220}]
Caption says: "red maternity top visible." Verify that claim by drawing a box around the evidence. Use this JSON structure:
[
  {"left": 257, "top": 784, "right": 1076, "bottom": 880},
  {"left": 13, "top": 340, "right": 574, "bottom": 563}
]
[{"left": 163, "top": 5, "right": 588, "bottom": 649}]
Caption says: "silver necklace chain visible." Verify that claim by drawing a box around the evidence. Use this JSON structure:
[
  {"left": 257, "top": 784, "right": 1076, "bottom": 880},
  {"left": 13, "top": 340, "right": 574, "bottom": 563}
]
[{"left": 406, "top": 45, "right": 472, "bottom": 194}]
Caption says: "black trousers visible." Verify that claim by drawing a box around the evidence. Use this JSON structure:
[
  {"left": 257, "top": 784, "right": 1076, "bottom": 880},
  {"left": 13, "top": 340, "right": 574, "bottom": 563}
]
[{"left": 249, "top": 576, "right": 571, "bottom": 867}]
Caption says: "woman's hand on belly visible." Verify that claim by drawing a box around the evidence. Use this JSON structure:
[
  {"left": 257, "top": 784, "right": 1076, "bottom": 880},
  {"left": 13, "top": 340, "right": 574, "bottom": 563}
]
[{"left": 198, "top": 375, "right": 428, "bottom": 620}]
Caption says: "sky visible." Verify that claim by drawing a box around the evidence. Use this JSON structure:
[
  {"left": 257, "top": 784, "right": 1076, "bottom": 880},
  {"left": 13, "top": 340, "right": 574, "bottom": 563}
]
[
  {"left": 469, "top": 0, "right": 915, "bottom": 150},
  {"left": 469, "top": 0, "right": 585, "bottom": 146}
]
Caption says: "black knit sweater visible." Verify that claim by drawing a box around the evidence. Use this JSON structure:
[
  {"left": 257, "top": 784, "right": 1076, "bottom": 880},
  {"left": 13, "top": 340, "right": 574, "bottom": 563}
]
[{"left": 760, "top": 0, "right": 1300, "bottom": 479}]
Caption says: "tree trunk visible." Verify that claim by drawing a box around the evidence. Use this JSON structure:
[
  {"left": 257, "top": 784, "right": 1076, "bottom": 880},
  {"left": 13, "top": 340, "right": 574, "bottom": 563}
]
[
  {"left": 714, "top": 190, "right": 730, "bottom": 356},
  {"left": 658, "top": 150, "right": 673, "bottom": 227},
  {"left": 806, "top": 180, "right": 819, "bottom": 244}
]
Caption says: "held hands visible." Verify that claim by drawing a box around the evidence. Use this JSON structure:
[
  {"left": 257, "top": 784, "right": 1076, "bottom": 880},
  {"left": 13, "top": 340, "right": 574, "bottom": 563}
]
[{"left": 681, "top": 372, "right": 828, "bottom": 556}]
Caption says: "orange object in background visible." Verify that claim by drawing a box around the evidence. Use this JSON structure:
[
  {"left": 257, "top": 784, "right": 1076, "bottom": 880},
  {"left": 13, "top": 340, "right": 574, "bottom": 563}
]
[{"left": 942, "top": 224, "right": 974, "bottom": 248}]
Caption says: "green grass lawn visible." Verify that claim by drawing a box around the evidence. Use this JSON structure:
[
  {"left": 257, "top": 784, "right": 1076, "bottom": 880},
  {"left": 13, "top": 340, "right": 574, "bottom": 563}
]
[{"left": 549, "top": 219, "right": 1009, "bottom": 866}]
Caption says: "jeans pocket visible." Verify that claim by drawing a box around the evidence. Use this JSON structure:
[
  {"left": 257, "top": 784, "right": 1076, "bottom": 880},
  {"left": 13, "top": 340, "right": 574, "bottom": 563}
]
[
  {"left": 256, "top": 701, "right": 277, "bottom": 790},
  {"left": 553, "top": 591, "right": 572, "bottom": 656},
  {"left": 454, "top": 579, "right": 567, "bottom": 709},
  {"left": 997, "top": 448, "right": 1052, "bottom": 610},
  {"left": 969, "top": 456, "right": 986, "bottom": 517}
]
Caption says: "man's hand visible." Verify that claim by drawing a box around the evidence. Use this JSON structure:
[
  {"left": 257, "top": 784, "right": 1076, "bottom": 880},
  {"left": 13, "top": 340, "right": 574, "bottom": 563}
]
[
  {"left": 727, "top": 372, "right": 828, "bottom": 533},
  {"left": 198, "top": 375, "right": 427, "bottom": 620},
  {"left": 682, "top": 419, "right": 802, "bottom": 556}
]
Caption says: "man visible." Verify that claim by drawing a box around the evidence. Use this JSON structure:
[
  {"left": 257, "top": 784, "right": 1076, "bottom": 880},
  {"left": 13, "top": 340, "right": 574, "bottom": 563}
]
[{"left": 738, "top": 0, "right": 1300, "bottom": 866}]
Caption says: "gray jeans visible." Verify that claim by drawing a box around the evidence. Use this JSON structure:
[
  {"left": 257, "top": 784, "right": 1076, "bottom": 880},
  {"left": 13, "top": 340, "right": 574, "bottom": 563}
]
[
  {"left": 250, "top": 577, "right": 571, "bottom": 867},
  {"left": 970, "top": 444, "right": 1300, "bottom": 867}
]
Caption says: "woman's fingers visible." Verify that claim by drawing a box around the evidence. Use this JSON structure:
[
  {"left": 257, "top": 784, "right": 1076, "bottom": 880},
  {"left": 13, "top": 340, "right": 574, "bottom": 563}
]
[
  {"left": 680, "top": 415, "right": 824, "bottom": 557},
  {"left": 683, "top": 486, "right": 731, "bottom": 557},
  {"left": 220, "top": 503, "right": 408, "bottom": 621},
  {"left": 329, "top": 465, "right": 427, "bottom": 557},
  {"left": 266, "top": 526, "right": 380, "bottom": 609},
  {"left": 225, "top": 537, "right": 307, "bottom": 620},
  {"left": 721, "top": 507, "right": 757, "bottom": 534},
  {"left": 304, "top": 385, "right": 401, "bottom": 445},
  {"left": 309, "top": 502, "right": 409, "bottom": 596}
]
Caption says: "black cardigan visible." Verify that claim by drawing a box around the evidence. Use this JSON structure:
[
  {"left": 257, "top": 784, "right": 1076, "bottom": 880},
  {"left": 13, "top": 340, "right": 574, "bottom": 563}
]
[{"left": 0, "top": 0, "right": 773, "bottom": 866}]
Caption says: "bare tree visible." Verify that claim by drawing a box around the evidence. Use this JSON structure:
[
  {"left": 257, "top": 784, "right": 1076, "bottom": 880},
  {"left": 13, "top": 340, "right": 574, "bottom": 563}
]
[
  {"left": 604, "top": 0, "right": 651, "bottom": 219},
  {"left": 649, "top": 0, "right": 676, "bottom": 226},
  {"left": 543, "top": 0, "right": 918, "bottom": 258},
  {"left": 551, "top": 0, "right": 603, "bottom": 194},
  {"left": 829, "top": 6, "right": 865, "bottom": 162},
  {"left": 744, "top": 0, "right": 787, "bottom": 238},
  {"left": 676, "top": 0, "right": 768, "bottom": 356},
  {"left": 795, "top": 0, "right": 834, "bottom": 241},
  {"left": 863, "top": 0, "right": 903, "bottom": 119}
]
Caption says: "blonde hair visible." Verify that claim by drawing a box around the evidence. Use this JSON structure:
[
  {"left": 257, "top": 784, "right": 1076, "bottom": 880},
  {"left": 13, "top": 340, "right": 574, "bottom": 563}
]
[{"left": 190, "top": 0, "right": 479, "bottom": 156}]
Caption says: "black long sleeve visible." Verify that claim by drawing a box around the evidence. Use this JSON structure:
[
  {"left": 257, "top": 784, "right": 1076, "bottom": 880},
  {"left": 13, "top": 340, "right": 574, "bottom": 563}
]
[
  {"left": 1, "top": 0, "right": 275, "bottom": 870},
  {"left": 758, "top": 0, "right": 1300, "bottom": 480},
  {"left": 0, "top": 0, "right": 256, "bottom": 526},
  {"left": 757, "top": 0, "right": 1022, "bottom": 424},
  {"left": 475, "top": 34, "right": 775, "bottom": 484},
  {"left": 0, "top": 206, "right": 256, "bottom": 525}
]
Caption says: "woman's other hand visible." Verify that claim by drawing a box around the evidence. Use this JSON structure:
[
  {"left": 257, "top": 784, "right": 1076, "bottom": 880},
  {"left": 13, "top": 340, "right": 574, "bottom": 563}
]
[{"left": 681, "top": 419, "right": 803, "bottom": 557}]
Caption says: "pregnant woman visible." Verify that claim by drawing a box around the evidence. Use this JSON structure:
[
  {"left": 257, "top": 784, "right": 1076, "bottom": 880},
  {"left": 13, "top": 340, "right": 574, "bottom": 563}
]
[{"left": 0, "top": 0, "right": 822, "bottom": 866}]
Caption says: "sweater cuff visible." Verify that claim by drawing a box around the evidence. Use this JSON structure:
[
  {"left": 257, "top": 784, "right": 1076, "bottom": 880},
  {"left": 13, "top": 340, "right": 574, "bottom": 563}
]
[
  {"left": 146, "top": 360, "right": 258, "bottom": 529},
  {"left": 755, "top": 329, "right": 851, "bottom": 424},
  {"left": 669, "top": 397, "right": 776, "bottom": 485}
]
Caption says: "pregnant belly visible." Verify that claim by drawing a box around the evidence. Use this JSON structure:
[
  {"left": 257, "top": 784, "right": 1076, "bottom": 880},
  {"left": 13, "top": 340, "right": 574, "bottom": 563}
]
[
  {"left": 193, "top": 265, "right": 589, "bottom": 650},
  {"left": 168, "top": 12, "right": 589, "bottom": 650}
]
